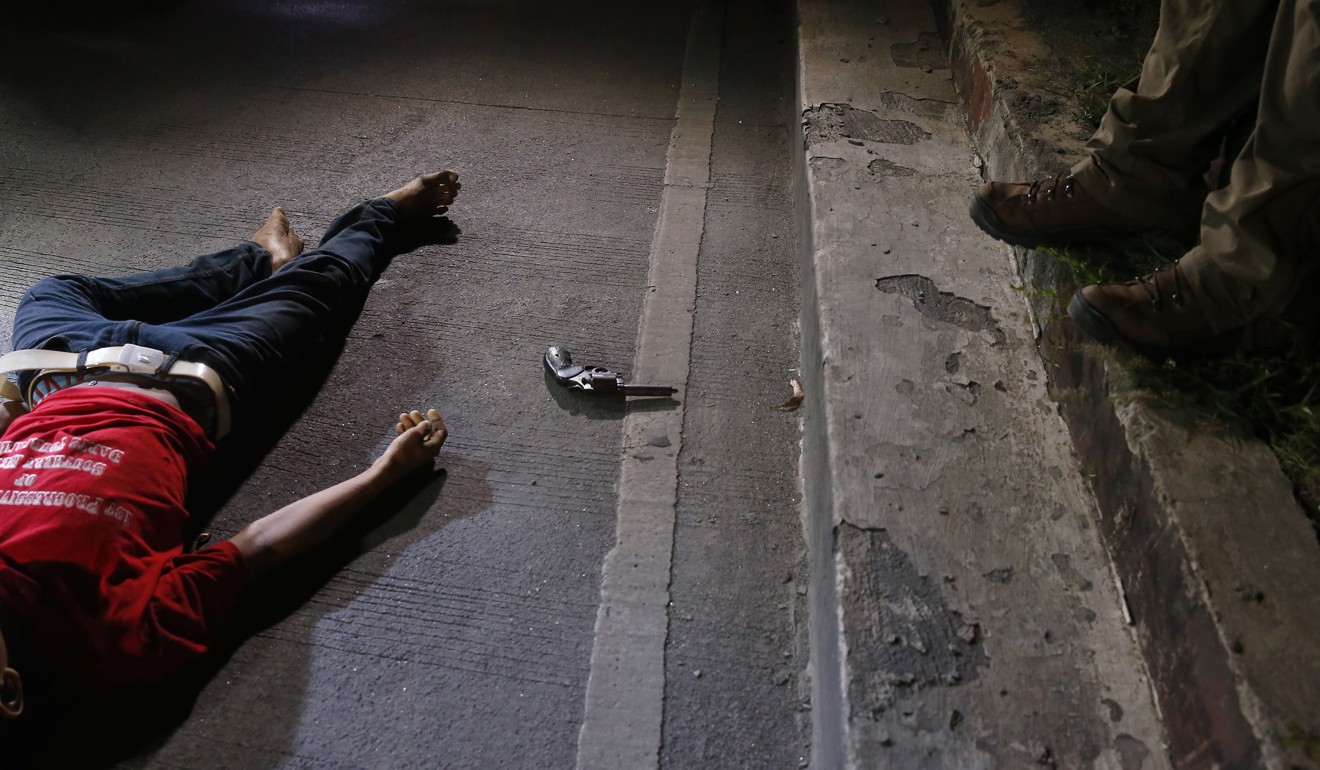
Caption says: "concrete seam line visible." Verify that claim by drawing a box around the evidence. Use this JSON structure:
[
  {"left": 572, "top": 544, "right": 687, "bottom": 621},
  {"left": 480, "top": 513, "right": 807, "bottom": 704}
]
[{"left": 574, "top": 2, "right": 722, "bottom": 769}]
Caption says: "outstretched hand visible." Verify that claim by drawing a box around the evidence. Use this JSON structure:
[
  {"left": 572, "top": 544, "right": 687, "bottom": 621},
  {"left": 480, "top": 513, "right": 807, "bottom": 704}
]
[
  {"left": 232, "top": 407, "right": 449, "bottom": 578},
  {"left": 377, "top": 408, "right": 448, "bottom": 478}
]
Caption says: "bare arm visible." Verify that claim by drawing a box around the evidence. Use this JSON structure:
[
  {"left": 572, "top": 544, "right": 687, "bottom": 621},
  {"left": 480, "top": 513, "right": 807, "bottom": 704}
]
[{"left": 230, "top": 408, "right": 447, "bottom": 579}]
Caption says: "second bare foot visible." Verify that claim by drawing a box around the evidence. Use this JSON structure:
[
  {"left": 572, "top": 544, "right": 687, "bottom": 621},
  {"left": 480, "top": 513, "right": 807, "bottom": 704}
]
[
  {"left": 383, "top": 170, "right": 461, "bottom": 222},
  {"left": 251, "top": 207, "right": 305, "bottom": 271}
]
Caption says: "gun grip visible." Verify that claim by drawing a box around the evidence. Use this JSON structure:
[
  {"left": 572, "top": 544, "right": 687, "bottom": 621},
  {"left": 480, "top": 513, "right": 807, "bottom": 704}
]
[{"left": 545, "top": 346, "right": 585, "bottom": 380}]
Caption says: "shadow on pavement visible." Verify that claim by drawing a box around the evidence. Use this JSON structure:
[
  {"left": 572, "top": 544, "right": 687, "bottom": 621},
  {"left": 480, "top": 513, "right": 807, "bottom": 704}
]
[
  {"left": 17, "top": 460, "right": 491, "bottom": 770},
  {"left": 5, "top": 216, "right": 476, "bottom": 770}
]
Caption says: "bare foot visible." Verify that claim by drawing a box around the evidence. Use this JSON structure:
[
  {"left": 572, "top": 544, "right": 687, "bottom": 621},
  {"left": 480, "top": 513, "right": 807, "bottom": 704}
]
[
  {"left": 251, "top": 207, "right": 304, "bottom": 271},
  {"left": 383, "top": 170, "right": 461, "bottom": 222}
]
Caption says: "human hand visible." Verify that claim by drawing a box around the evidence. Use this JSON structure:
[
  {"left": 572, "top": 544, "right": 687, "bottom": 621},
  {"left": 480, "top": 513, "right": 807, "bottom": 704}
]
[{"left": 376, "top": 408, "right": 448, "bottom": 478}]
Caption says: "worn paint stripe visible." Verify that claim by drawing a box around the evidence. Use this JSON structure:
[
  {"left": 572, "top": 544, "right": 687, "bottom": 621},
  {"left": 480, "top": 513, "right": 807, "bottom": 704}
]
[{"left": 574, "top": 3, "right": 722, "bottom": 768}]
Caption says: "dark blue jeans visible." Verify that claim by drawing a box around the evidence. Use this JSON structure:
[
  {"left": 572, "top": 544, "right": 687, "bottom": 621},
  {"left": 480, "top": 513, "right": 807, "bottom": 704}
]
[{"left": 11, "top": 197, "right": 405, "bottom": 424}]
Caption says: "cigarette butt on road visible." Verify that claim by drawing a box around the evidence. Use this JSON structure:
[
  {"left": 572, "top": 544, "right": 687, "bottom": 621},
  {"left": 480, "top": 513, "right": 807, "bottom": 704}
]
[{"left": 775, "top": 379, "right": 804, "bottom": 411}]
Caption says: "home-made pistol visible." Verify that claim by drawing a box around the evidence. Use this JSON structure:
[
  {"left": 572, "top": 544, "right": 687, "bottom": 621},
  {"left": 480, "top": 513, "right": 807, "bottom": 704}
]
[{"left": 544, "top": 346, "right": 676, "bottom": 397}]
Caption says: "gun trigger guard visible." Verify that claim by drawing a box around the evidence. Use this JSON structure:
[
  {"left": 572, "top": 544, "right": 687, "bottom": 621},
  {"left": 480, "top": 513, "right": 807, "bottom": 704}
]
[{"left": 562, "top": 366, "right": 621, "bottom": 393}]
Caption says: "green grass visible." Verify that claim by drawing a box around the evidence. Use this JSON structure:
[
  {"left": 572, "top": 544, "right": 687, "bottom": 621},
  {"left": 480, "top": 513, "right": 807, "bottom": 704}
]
[
  {"left": 1129, "top": 346, "right": 1320, "bottom": 496},
  {"left": 1026, "top": 5, "right": 1320, "bottom": 524},
  {"left": 1037, "top": 243, "right": 1320, "bottom": 523},
  {"left": 1037, "top": 234, "right": 1176, "bottom": 285},
  {"left": 1284, "top": 727, "right": 1320, "bottom": 762},
  {"left": 1074, "top": 59, "right": 1140, "bottom": 129}
]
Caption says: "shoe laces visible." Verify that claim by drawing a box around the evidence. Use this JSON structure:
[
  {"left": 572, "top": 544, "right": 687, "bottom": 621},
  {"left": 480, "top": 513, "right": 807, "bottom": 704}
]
[
  {"left": 1026, "top": 173, "right": 1075, "bottom": 205},
  {"left": 1134, "top": 262, "right": 1186, "bottom": 310}
]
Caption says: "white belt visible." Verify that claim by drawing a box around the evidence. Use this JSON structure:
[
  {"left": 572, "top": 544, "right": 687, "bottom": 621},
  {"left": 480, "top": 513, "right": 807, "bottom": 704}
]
[{"left": 0, "top": 344, "right": 231, "bottom": 438}]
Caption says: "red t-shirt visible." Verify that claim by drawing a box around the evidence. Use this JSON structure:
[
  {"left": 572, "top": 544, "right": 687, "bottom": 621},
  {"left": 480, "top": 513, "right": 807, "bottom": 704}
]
[{"left": 0, "top": 386, "right": 247, "bottom": 687}]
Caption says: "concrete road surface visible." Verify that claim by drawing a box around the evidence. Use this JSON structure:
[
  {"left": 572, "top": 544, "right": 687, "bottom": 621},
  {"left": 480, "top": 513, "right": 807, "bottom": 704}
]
[
  {"left": 1, "top": 0, "right": 1174, "bottom": 768},
  {"left": 1, "top": 0, "right": 807, "bottom": 768}
]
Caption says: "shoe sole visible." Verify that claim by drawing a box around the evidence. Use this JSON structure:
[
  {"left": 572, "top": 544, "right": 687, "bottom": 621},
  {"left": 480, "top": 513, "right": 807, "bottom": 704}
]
[
  {"left": 1067, "top": 290, "right": 1121, "bottom": 344},
  {"left": 968, "top": 193, "right": 1161, "bottom": 249},
  {"left": 968, "top": 193, "right": 1046, "bottom": 249},
  {"left": 1068, "top": 290, "right": 1241, "bottom": 355}
]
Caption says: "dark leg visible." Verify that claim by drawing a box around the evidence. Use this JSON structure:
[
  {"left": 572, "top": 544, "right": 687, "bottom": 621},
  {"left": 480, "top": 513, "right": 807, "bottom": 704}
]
[
  {"left": 136, "top": 198, "right": 408, "bottom": 417},
  {"left": 11, "top": 242, "right": 274, "bottom": 352}
]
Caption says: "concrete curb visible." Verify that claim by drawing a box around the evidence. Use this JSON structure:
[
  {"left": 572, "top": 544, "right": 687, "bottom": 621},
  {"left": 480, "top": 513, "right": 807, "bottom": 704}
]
[
  {"left": 794, "top": 0, "right": 1174, "bottom": 766},
  {"left": 933, "top": 2, "right": 1320, "bottom": 768}
]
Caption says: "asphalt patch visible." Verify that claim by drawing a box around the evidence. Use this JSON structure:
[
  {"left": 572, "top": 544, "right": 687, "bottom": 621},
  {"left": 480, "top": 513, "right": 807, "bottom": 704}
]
[{"left": 875, "top": 274, "right": 1008, "bottom": 347}]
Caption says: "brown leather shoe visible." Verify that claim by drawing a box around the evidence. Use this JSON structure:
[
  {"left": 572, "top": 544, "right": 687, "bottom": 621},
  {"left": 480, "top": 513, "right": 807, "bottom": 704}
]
[
  {"left": 969, "top": 172, "right": 1158, "bottom": 248},
  {"left": 1067, "top": 262, "right": 1221, "bottom": 349}
]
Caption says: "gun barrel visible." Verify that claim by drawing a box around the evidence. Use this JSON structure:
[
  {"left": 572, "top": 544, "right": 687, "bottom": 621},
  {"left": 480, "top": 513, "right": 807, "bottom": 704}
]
[{"left": 619, "top": 384, "right": 678, "bottom": 397}]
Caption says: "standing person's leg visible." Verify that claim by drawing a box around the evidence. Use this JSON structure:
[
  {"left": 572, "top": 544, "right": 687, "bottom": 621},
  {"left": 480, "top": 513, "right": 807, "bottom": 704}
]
[
  {"left": 8, "top": 208, "right": 304, "bottom": 395},
  {"left": 134, "top": 171, "right": 460, "bottom": 423},
  {"left": 970, "top": 0, "right": 1280, "bottom": 246},
  {"left": 1070, "top": 0, "right": 1320, "bottom": 347}
]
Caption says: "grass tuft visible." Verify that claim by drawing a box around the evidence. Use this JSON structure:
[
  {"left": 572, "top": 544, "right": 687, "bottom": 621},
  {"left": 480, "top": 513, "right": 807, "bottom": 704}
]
[
  {"left": 1127, "top": 346, "right": 1320, "bottom": 513},
  {"left": 1034, "top": 243, "right": 1320, "bottom": 525},
  {"left": 1074, "top": 59, "right": 1140, "bottom": 129}
]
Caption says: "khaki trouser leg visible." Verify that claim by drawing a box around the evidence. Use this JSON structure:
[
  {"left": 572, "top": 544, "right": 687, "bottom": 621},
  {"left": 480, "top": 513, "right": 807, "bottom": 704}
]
[
  {"left": 1182, "top": 0, "right": 1320, "bottom": 332},
  {"left": 1071, "top": 0, "right": 1278, "bottom": 231}
]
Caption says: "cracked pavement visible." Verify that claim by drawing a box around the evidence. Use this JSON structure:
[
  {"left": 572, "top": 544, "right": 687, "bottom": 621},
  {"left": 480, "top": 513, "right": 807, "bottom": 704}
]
[{"left": 796, "top": 0, "right": 1171, "bottom": 766}]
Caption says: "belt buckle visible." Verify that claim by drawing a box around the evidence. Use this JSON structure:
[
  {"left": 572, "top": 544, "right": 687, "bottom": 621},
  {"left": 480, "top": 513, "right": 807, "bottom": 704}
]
[{"left": 111, "top": 344, "right": 166, "bottom": 373}]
